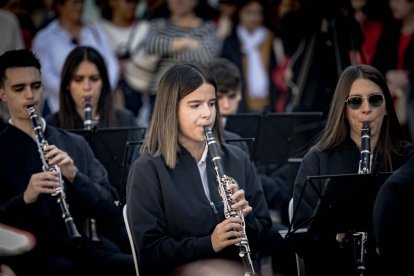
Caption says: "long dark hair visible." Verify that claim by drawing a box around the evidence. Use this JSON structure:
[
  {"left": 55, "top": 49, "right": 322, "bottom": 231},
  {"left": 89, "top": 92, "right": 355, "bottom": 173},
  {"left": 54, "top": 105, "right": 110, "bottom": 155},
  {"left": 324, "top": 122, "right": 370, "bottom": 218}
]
[
  {"left": 316, "top": 64, "right": 411, "bottom": 170},
  {"left": 58, "top": 46, "right": 117, "bottom": 129}
]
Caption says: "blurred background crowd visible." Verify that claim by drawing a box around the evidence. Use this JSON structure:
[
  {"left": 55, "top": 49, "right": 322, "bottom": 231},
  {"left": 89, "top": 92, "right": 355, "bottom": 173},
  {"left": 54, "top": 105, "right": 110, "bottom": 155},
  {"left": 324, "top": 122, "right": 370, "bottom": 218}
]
[
  {"left": 1, "top": 0, "right": 414, "bottom": 275},
  {"left": 0, "top": 0, "right": 412, "bottom": 142}
]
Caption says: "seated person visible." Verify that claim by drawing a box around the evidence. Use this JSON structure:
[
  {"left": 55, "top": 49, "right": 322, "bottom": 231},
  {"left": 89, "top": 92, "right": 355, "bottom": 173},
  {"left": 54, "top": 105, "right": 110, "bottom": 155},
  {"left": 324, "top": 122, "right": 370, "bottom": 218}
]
[
  {"left": 291, "top": 64, "right": 413, "bottom": 276},
  {"left": 205, "top": 57, "right": 296, "bottom": 276},
  {"left": 126, "top": 62, "right": 271, "bottom": 275},
  {"left": 0, "top": 49, "right": 135, "bottom": 275},
  {"left": 373, "top": 153, "right": 414, "bottom": 275},
  {"left": 46, "top": 46, "right": 136, "bottom": 129},
  {"left": 46, "top": 46, "right": 139, "bottom": 197}
]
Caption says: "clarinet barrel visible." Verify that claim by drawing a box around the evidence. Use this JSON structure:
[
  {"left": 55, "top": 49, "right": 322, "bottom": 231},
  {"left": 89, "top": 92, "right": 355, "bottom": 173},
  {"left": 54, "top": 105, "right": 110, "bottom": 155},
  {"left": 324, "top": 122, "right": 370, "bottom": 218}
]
[
  {"left": 358, "top": 121, "right": 371, "bottom": 174},
  {"left": 83, "top": 96, "right": 93, "bottom": 131}
]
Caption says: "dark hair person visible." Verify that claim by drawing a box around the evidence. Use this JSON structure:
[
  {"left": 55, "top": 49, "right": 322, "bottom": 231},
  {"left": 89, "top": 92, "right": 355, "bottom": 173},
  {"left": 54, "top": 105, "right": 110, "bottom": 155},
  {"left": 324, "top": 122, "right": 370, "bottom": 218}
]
[
  {"left": 46, "top": 46, "right": 136, "bottom": 129},
  {"left": 291, "top": 64, "right": 413, "bottom": 276},
  {"left": 126, "top": 62, "right": 271, "bottom": 275},
  {"left": 0, "top": 49, "right": 134, "bottom": 275}
]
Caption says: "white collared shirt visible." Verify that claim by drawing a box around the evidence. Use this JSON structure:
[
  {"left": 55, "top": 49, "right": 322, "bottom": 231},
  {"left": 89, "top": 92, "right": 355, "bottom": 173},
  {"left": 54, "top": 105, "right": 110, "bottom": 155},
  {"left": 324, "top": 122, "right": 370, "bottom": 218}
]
[
  {"left": 197, "top": 144, "right": 211, "bottom": 201},
  {"left": 10, "top": 117, "right": 47, "bottom": 131}
]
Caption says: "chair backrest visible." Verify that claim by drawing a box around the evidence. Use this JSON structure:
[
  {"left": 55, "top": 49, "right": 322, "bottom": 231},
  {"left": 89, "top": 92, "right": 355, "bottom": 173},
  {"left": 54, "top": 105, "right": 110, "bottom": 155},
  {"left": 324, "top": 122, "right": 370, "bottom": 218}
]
[
  {"left": 288, "top": 197, "right": 294, "bottom": 222},
  {"left": 119, "top": 141, "right": 144, "bottom": 207},
  {"left": 123, "top": 204, "right": 140, "bottom": 276}
]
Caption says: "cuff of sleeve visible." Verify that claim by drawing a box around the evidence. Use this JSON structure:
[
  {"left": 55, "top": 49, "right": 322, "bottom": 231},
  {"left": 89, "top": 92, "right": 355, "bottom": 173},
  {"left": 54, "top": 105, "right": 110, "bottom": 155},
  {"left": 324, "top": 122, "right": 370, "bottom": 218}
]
[
  {"left": 3, "top": 194, "right": 35, "bottom": 221},
  {"left": 195, "top": 235, "right": 216, "bottom": 258}
]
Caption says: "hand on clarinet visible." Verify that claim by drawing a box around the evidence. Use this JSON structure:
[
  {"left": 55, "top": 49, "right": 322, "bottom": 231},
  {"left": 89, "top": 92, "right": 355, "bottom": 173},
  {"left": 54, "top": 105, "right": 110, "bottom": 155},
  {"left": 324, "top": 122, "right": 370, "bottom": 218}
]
[
  {"left": 228, "top": 183, "right": 252, "bottom": 217},
  {"left": 44, "top": 145, "right": 78, "bottom": 182},
  {"left": 211, "top": 217, "right": 244, "bottom": 252},
  {"left": 24, "top": 171, "right": 60, "bottom": 204}
]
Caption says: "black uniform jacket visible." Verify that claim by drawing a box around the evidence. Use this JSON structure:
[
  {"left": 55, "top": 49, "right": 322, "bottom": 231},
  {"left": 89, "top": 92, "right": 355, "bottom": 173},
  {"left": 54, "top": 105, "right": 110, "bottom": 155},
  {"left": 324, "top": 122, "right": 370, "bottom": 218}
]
[
  {"left": 373, "top": 154, "right": 414, "bottom": 275},
  {"left": 126, "top": 143, "right": 271, "bottom": 275},
  {"left": 0, "top": 124, "right": 122, "bottom": 254},
  {"left": 292, "top": 136, "right": 412, "bottom": 230},
  {"left": 290, "top": 136, "right": 412, "bottom": 276}
]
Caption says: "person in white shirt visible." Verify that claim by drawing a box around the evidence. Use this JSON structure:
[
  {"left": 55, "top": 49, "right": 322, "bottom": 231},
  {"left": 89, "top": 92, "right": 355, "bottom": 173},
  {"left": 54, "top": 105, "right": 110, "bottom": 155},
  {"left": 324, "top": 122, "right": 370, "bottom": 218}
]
[{"left": 32, "top": 0, "right": 119, "bottom": 115}]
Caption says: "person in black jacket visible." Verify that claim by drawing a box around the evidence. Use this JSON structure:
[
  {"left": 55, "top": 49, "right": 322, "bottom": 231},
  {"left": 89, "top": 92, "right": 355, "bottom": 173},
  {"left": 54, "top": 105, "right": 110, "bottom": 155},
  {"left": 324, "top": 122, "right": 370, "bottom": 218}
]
[
  {"left": 373, "top": 153, "right": 414, "bottom": 275},
  {"left": 0, "top": 49, "right": 134, "bottom": 275},
  {"left": 45, "top": 45, "right": 141, "bottom": 199},
  {"left": 126, "top": 62, "right": 271, "bottom": 276},
  {"left": 290, "top": 64, "right": 413, "bottom": 276}
]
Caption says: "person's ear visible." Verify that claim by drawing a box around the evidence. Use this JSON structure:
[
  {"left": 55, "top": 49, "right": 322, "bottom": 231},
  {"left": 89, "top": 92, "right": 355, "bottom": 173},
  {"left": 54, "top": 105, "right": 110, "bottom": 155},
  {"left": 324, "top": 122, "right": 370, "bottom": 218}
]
[{"left": 0, "top": 88, "right": 6, "bottom": 102}]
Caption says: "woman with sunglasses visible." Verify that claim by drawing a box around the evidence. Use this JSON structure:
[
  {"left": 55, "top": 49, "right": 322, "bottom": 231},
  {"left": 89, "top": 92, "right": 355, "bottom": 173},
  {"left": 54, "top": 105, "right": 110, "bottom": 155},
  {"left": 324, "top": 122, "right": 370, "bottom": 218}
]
[{"left": 289, "top": 64, "right": 413, "bottom": 276}]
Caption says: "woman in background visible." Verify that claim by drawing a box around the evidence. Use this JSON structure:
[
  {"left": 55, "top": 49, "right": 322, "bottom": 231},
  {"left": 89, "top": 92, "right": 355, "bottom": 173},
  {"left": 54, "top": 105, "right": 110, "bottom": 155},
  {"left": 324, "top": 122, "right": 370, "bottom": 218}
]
[
  {"left": 46, "top": 46, "right": 139, "bottom": 201},
  {"left": 144, "top": 0, "right": 221, "bottom": 114},
  {"left": 221, "top": 0, "right": 281, "bottom": 113},
  {"left": 32, "top": 0, "right": 119, "bottom": 116},
  {"left": 46, "top": 46, "right": 136, "bottom": 129},
  {"left": 372, "top": 0, "right": 414, "bottom": 140},
  {"left": 291, "top": 64, "right": 413, "bottom": 276}
]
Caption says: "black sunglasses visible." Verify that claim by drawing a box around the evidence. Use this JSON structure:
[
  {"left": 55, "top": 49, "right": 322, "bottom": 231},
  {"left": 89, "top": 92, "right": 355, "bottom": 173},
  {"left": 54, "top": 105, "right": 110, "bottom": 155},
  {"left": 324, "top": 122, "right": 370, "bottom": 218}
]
[{"left": 345, "top": 94, "right": 384, "bottom": 110}]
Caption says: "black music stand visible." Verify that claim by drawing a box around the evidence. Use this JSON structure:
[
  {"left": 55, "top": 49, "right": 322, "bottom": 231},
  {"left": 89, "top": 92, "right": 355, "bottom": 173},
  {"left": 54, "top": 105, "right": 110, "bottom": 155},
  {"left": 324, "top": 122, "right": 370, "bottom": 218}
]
[
  {"left": 308, "top": 172, "right": 392, "bottom": 234},
  {"left": 289, "top": 172, "right": 392, "bottom": 236},
  {"left": 224, "top": 113, "right": 261, "bottom": 151},
  {"left": 287, "top": 172, "right": 392, "bottom": 276},
  {"left": 225, "top": 137, "right": 256, "bottom": 160},
  {"left": 69, "top": 127, "right": 146, "bottom": 197},
  {"left": 225, "top": 112, "right": 324, "bottom": 164}
]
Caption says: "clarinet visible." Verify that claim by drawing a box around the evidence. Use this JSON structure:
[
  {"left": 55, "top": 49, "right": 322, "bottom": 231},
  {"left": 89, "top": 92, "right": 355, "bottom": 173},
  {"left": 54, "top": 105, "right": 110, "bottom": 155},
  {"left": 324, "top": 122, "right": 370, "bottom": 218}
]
[
  {"left": 204, "top": 126, "right": 255, "bottom": 276},
  {"left": 355, "top": 121, "right": 371, "bottom": 276},
  {"left": 83, "top": 96, "right": 93, "bottom": 131},
  {"left": 358, "top": 121, "right": 371, "bottom": 174},
  {"left": 27, "top": 105, "right": 82, "bottom": 243},
  {"left": 82, "top": 98, "right": 101, "bottom": 243}
]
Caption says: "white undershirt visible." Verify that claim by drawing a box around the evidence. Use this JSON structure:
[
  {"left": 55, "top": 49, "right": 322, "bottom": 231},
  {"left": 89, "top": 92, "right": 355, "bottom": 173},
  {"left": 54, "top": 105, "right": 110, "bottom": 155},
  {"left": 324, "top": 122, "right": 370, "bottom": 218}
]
[
  {"left": 9, "top": 117, "right": 47, "bottom": 131},
  {"left": 197, "top": 144, "right": 211, "bottom": 201}
]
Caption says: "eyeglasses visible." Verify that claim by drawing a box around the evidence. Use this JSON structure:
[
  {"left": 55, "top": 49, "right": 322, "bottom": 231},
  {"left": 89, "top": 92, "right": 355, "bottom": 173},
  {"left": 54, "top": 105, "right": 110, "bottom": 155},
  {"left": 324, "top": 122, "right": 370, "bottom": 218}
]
[{"left": 345, "top": 94, "right": 384, "bottom": 110}]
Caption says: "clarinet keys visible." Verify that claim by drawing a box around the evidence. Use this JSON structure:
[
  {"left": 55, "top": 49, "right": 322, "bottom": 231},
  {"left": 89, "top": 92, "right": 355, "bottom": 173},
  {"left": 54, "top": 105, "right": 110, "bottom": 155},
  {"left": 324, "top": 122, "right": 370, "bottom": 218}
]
[
  {"left": 27, "top": 105, "right": 82, "bottom": 243},
  {"left": 203, "top": 126, "right": 255, "bottom": 275}
]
